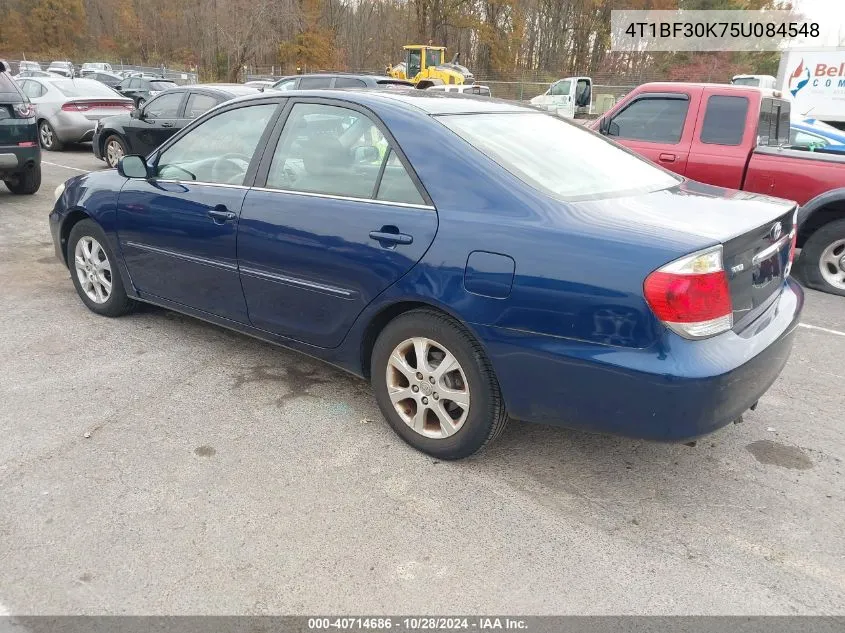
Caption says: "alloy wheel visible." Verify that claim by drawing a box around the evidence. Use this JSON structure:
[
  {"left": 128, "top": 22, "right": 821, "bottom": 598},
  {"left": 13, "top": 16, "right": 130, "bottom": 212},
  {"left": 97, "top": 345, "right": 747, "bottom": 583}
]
[
  {"left": 39, "top": 122, "right": 54, "bottom": 149},
  {"left": 819, "top": 238, "right": 845, "bottom": 290},
  {"left": 106, "top": 139, "right": 124, "bottom": 168},
  {"left": 386, "top": 336, "right": 470, "bottom": 439},
  {"left": 74, "top": 236, "right": 112, "bottom": 304}
]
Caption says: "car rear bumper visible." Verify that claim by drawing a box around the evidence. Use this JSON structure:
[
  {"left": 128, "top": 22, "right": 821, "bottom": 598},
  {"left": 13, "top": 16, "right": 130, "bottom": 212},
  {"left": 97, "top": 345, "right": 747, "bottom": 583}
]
[
  {"left": 0, "top": 144, "right": 40, "bottom": 177},
  {"left": 52, "top": 112, "right": 97, "bottom": 143},
  {"left": 477, "top": 278, "right": 804, "bottom": 441}
]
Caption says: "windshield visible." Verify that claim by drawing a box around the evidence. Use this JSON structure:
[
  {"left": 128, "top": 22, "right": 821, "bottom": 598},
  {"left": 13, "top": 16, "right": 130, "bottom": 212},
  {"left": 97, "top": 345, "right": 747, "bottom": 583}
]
[
  {"left": 731, "top": 77, "right": 759, "bottom": 86},
  {"left": 439, "top": 112, "right": 680, "bottom": 200},
  {"left": 52, "top": 79, "right": 121, "bottom": 97},
  {"left": 150, "top": 81, "right": 177, "bottom": 91},
  {"left": 549, "top": 80, "right": 571, "bottom": 96}
]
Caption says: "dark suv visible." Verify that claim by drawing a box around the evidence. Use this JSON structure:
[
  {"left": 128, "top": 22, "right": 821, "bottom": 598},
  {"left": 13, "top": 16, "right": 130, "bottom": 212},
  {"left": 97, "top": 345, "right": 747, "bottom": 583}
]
[
  {"left": 271, "top": 73, "right": 414, "bottom": 91},
  {"left": 0, "top": 61, "right": 40, "bottom": 194}
]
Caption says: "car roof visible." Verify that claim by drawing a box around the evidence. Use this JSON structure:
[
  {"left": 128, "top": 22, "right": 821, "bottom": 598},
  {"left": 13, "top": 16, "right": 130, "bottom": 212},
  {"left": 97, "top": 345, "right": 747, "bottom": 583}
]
[{"left": 229, "top": 88, "right": 532, "bottom": 115}]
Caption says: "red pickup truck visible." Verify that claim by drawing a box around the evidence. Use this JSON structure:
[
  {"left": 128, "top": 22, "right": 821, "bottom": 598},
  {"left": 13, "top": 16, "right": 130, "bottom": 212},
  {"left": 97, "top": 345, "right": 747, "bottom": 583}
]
[{"left": 591, "top": 82, "right": 845, "bottom": 296}]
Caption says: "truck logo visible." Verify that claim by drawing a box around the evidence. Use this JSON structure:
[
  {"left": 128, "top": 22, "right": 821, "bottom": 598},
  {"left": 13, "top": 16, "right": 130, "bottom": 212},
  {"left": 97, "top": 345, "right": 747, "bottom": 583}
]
[
  {"left": 789, "top": 59, "right": 810, "bottom": 97},
  {"left": 769, "top": 222, "right": 783, "bottom": 241}
]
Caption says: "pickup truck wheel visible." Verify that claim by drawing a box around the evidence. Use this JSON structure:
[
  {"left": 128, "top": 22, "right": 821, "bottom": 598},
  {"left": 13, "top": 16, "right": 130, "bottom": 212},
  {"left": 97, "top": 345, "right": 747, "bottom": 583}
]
[{"left": 795, "top": 218, "right": 845, "bottom": 296}]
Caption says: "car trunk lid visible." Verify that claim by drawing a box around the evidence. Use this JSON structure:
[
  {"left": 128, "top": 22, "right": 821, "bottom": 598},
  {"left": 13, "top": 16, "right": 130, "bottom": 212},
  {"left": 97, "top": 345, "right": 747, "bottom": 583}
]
[{"left": 62, "top": 99, "right": 134, "bottom": 121}]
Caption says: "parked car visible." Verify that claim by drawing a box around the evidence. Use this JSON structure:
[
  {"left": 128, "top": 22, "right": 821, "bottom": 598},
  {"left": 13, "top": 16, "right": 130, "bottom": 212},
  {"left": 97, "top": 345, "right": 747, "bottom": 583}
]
[
  {"left": 15, "top": 77, "right": 133, "bottom": 150},
  {"left": 88, "top": 71, "right": 123, "bottom": 88},
  {"left": 115, "top": 76, "right": 177, "bottom": 107},
  {"left": 50, "top": 90, "right": 802, "bottom": 459},
  {"left": 244, "top": 80, "right": 275, "bottom": 91},
  {"left": 592, "top": 82, "right": 845, "bottom": 296},
  {"left": 271, "top": 73, "right": 414, "bottom": 90},
  {"left": 790, "top": 118, "right": 845, "bottom": 153},
  {"left": 0, "top": 61, "right": 40, "bottom": 194},
  {"left": 426, "top": 84, "right": 491, "bottom": 96},
  {"left": 46, "top": 61, "right": 75, "bottom": 77},
  {"left": 18, "top": 61, "right": 41, "bottom": 73},
  {"left": 80, "top": 62, "right": 114, "bottom": 76},
  {"left": 93, "top": 83, "right": 260, "bottom": 167},
  {"left": 14, "top": 70, "right": 61, "bottom": 79}
]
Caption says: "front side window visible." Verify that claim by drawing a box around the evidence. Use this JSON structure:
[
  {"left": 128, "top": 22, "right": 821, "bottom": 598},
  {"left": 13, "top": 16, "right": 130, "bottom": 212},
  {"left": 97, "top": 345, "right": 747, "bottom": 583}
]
[
  {"left": 144, "top": 92, "right": 182, "bottom": 119},
  {"left": 185, "top": 93, "right": 219, "bottom": 118},
  {"left": 610, "top": 97, "right": 689, "bottom": 143},
  {"left": 700, "top": 95, "right": 748, "bottom": 145},
  {"left": 440, "top": 112, "right": 680, "bottom": 200},
  {"left": 407, "top": 50, "right": 422, "bottom": 78},
  {"left": 549, "top": 80, "right": 571, "bottom": 96},
  {"left": 791, "top": 129, "right": 830, "bottom": 149},
  {"left": 156, "top": 103, "right": 277, "bottom": 185}
]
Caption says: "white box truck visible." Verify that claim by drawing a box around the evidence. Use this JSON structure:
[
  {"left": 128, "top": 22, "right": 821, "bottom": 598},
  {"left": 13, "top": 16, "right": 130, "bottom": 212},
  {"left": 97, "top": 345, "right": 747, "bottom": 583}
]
[{"left": 776, "top": 48, "right": 845, "bottom": 124}]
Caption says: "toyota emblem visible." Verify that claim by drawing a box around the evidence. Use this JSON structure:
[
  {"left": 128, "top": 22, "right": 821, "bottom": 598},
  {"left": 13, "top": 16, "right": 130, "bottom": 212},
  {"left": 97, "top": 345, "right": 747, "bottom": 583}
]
[{"left": 769, "top": 222, "right": 783, "bottom": 241}]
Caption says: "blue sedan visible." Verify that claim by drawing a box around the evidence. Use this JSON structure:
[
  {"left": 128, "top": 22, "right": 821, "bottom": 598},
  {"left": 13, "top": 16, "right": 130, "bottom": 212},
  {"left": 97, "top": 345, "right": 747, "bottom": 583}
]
[
  {"left": 49, "top": 90, "right": 803, "bottom": 459},
  {"left": 790, "top": 118, "right": 845, "bottom": 153}
]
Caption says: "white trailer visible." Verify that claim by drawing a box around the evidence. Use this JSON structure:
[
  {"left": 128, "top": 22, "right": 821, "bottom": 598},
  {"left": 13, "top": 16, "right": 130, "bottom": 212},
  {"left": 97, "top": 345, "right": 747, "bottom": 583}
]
[{"left": 776, "top": 48, "right": 845, "bottom": 123}]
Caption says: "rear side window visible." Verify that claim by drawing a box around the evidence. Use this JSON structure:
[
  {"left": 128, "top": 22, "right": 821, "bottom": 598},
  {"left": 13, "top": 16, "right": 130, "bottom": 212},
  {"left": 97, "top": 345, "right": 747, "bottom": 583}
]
[
  {"left": 185, "top": 92, "right": 219, "bottom": 118},
  {"left": 700, "top": 95, "right": 748, "bottom": 145},
  {"left": 299, "top": 76, "right": 333, "bottom": 89},
  {"left": 376, "top": 151, "right": 425, "bottom": 205},
  {"left": 609, "top": 96, "right": 689, "bottom": 143},
  {"left": 334, "top": 77, "right": 366, "bottom": 88}
]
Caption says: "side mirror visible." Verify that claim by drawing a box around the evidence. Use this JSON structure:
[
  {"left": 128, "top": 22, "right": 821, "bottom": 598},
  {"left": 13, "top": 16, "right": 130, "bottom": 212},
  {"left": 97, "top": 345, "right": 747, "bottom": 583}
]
[
  {"left": 130, "top": 108, "right": 142, "bottom": 119},
  {"left": 118, "top": 155, "right": 148, "bottom": 178},
  {"left": 353, "top": 145, "right": 380, "bottom": 163}
]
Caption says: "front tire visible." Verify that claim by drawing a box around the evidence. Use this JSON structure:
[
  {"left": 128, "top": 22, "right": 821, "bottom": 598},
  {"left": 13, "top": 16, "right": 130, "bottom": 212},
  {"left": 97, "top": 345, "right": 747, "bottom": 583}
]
[
  {"left": 38, "top": 120, "right": 64, "bottom": 151},
  {"left": 795, "top": 218, "right": 845, "bottom": 297},
  {"left": 67, "top": 220, "right": 135, "bottom": 317},
  {"left": 371, "top": 309, "right": 508, "bottom": 459},
  {"left": 4, "top": 164, "right": 41, "bottom": 194},
  {"left": 104, "top": 135, "right": 127, "bottom": 168}
]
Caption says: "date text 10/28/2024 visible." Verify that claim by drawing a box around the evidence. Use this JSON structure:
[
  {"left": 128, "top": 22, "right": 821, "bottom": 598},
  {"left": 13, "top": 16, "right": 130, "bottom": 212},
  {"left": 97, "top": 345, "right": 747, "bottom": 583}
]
[{"left": 308, "top": 618, "right": 529, "bottom": 630}]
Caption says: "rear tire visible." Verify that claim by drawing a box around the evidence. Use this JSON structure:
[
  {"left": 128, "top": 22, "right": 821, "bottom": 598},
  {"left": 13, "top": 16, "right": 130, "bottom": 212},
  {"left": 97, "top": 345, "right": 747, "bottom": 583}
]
[
  {"left": 371, "top": 309, "right": 508, "bottom": 459},
  {"left": 794, "top": 218, "right": 845, "bottom": 297},
  {"left": 38, "top": 120, "right": 63, "bottom": 151},
  {"left": 67, "top": 219, "right": 136, "bottom": 317},
  {"left": 4, "top": 164, "right": 41, "bottom": 194}
]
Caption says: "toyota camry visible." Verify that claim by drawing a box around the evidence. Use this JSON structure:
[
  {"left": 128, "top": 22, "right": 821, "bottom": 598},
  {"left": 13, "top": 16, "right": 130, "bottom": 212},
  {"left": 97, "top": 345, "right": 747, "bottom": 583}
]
[{"left": 49, "top": 90, "right": 803, "bottom": 459}]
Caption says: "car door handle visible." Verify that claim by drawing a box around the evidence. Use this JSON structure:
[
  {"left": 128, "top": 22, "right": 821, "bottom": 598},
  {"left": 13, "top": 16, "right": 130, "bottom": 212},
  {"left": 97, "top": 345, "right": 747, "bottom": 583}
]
[
  {"left": 658, "top": 153, "right": 676, "bottom": 163},
  {"left": 162, "top": 122, "right": 174, "bottom": 128},
  {"left": 207, "top": 207, "right": 237, "bottom": 223},
  {"left": 369, "top": 227, "right": 413, "bottom": 246}
]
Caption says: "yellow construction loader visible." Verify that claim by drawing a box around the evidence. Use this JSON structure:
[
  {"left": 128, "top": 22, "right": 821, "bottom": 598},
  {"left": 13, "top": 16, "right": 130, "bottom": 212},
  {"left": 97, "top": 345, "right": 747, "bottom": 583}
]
[{"left": 387, "top": 45, "right": 474, "bottom": 89}]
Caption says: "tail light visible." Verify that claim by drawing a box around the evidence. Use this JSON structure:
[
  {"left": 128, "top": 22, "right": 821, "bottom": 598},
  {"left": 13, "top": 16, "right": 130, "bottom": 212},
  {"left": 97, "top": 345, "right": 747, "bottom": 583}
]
[
  {"left": 62, "top": 102, "right": 91, "bottom": 112},
  {"left": 644, "top": 245, "right": 733, "bottom": 339},
  {"left": 785, "top": 208, "right": 798, "bottom": 277},
  {"left": 12, "top": 103, "right": 35, "bottom": 118}
]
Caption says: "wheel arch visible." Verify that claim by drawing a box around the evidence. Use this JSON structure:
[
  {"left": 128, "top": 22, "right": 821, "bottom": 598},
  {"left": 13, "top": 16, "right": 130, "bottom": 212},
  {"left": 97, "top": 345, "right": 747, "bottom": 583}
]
[
  {"left": 797, "top": 189, "right": 845, "bottom": 248},
  {"left": 359, "top": 299, "right": 481, "bottom": 379},
  {"left": 59, "top": 209, "right": 94, "bottom": 266}
]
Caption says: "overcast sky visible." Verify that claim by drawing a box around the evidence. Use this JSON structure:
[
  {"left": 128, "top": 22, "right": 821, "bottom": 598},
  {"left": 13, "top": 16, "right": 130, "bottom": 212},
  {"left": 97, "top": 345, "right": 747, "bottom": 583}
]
[{"left": 795, "top": 0, "right": 845, "bottom": 47}]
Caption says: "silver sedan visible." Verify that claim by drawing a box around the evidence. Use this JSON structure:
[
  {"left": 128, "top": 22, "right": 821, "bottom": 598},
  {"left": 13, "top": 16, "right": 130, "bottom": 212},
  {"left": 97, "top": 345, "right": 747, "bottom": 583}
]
[{"left": 15, "top": 77, "right": 134, "bottom": 151}]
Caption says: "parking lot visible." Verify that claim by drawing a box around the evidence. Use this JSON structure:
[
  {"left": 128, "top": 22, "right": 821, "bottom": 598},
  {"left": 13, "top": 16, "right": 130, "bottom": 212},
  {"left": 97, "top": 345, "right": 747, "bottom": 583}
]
[{"left": 0, "top": 147, "right": 843, "bottom": 615}]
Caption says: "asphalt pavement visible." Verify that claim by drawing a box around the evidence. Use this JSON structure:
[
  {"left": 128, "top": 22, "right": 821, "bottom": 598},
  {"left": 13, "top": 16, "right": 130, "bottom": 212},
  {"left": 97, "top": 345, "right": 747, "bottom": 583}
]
[{"left": 0, "top": 146, "right": 843, "bottom": 615}]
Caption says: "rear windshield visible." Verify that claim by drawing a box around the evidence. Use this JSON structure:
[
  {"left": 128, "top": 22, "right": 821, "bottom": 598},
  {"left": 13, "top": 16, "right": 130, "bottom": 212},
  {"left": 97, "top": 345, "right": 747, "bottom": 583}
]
[
  {"left": 52, "top": 79, "right": 120, "bottom": 97},
  {"left": 0, "top": 72, "right": 21, "bottom": 94},
  {"left": 731, "top": 77, "right": 759, "bottom": 86},
  {"left": 439, "top": 112, "right": 680, "bottom": 200},
  {"left": 150, "top": 81, "right": 177, "bottom": 90}
]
